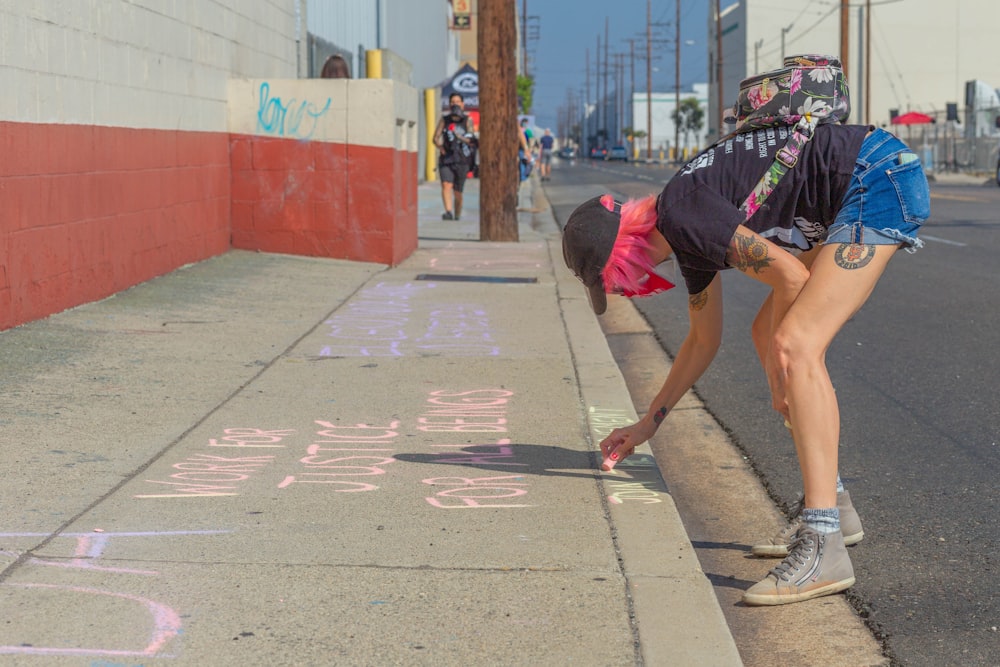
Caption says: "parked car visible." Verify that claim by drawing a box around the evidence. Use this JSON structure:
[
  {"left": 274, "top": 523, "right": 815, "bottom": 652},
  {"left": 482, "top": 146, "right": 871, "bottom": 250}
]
[
  {"left": 589, "top": 146, "right": 607, "bottom": 159},
  {"left": 605, "top": 145, "right": 629, "bottom": 162},
  {"left": 558, "top": 146, "right": 577, "bottom": 159}
]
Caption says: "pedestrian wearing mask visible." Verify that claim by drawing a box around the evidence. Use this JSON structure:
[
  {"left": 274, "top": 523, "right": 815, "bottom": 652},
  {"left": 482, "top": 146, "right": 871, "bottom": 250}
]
[{"left": 433, "top": 93, "right": 475, "bottom": 220}]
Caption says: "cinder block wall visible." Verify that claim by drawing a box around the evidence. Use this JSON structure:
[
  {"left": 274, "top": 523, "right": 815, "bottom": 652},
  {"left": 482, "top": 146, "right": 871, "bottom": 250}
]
[
  {"left": 0, "top": 0, "right": 416, "bottom": 330},
  {"left": 227, "top": 78, "right": 418, "bottom": 265},
  {"left": 0, "top": 2, "right": 298, "bottom": 331}
]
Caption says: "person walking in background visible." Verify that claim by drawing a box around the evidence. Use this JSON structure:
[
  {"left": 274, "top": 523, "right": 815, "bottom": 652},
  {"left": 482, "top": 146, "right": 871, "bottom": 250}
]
[
  {"left": 539, "top": 129, "right": 555, "bottom": 181},
  {"left": 561, "top": 123, "right": 930, "bottom": 606},
  {"left": 518, "top": 119, "right": 534, "bottom": 183},
  {"left": 320, "top": 54, "right": 351, "bottom": 79},
  {"left": 433, "top": 93, "right": 474, "bottom": 220}
]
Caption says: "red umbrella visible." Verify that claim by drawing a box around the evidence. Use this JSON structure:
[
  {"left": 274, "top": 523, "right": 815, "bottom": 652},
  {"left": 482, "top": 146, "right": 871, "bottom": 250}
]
[{"left": 891, "top": 111, "right": 934, "bottom": 125}]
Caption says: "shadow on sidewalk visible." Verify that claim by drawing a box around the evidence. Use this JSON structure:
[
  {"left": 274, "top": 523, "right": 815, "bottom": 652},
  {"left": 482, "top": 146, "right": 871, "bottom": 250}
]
[{"left": 394, "top": 444, "right": 607, "bottom": 480}]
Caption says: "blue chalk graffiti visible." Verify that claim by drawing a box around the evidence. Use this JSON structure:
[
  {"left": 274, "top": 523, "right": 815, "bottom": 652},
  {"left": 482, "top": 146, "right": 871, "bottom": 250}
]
[{"left": 256, "top": 81, "right": 332, "bottom": 139}]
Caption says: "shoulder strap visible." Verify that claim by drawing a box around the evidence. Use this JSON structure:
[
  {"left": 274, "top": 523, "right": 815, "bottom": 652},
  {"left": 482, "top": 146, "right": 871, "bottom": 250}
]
[{"left": 739, "top": 115, "right": 819, "bottom": 220}]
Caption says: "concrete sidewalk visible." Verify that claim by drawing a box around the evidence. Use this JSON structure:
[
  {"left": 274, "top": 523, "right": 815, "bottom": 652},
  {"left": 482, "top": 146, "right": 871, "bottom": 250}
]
[{"left": 0, "top": 176, "right": 740, "bottom": 665}]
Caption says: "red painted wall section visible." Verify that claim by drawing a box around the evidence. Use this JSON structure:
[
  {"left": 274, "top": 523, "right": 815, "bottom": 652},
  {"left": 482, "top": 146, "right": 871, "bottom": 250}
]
[
  {"left": 229, "top": 134, "right": 417, "bottom": 266},
  {"left": 0, "top": 121, "right": 231, "bottom": 331}
]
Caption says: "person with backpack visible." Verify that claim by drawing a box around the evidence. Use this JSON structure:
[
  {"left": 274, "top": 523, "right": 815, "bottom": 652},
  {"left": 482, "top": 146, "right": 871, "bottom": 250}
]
[
  {"left": 561, "top": 56, "right": 930, "bottom": 606},
  {"left": 434, "top": 93, "right": 475, "bottom": 220},
  {"left": 538, "top": 129, "right": 556, "bottom": 181}
]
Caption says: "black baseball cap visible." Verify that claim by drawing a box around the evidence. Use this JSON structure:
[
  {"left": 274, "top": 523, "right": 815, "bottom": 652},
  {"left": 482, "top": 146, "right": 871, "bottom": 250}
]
[{"left": 562, "top": 195, "right": 622, "bottom": 315}]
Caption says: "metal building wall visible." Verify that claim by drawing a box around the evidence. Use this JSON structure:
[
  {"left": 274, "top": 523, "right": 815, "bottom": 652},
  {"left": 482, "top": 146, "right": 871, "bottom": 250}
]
[
  {"left": 306, "top": 0, "right": 381, "bottom": 77},
  {"left": 306, "top": 0, "right": 457, "bottom": 88}
]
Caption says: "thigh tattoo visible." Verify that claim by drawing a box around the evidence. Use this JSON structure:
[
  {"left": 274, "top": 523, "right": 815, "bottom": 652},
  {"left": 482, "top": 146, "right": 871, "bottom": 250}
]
[{"left": 834, "top": 243, "right": 877, "bottom": 269}]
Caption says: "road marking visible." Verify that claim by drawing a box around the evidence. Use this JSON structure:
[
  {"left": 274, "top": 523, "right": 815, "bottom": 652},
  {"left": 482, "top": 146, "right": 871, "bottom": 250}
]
[
  {"left": 930, "top": 192, "right": 990, "bottom": 203},
  {"left": 921, "top": 234, "right": 966, "bottom": 247}
]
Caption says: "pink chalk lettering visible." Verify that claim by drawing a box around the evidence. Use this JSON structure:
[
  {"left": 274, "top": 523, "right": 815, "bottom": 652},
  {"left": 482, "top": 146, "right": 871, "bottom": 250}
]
[
  {"left": 279, "top": 420, "right": 399, "bottom": 492},
  {"left": 430, "top": 390, "right": 514, "bottom": 399},
  {"left": 208, "top": 428, "right": 295, "bottom": 448},
  {"left": 138, "top": 452, "right": 274, "bottom": 498},
  {"left": 0, "top": 583, "right": 181, "bottom": 658},
  {"left": 313, "top": 420, "right": 400, "bottom": 439},
  {"left": 423, "top": 475, "right": 532, "bottom": 509},
  {"left": 431, "top": 441, "right": 526, "bottom": 466},
  {"left": 277, "top": 475, "right": 378, "bottom": 492}
]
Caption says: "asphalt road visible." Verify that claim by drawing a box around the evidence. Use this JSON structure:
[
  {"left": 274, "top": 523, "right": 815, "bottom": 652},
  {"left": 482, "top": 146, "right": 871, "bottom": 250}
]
[{"left": 545, "top": 156, "right": 999, "bottom": 666}]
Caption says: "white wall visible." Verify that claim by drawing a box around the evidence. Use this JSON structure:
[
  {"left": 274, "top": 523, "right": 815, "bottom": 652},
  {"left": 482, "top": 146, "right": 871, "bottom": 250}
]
[
  {"left": 0, "top": 0, "right": 299, "bottom": 131},
  {"left": 719, "top": 0, "right": 1000, "bottom": 129},
  {"left": 632, "top": 83, "right": 711, "bottom": 153}
]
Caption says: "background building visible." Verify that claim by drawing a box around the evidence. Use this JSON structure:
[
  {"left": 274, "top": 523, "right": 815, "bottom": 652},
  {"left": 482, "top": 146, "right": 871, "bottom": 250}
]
[
  {"left": 708, "top": 0, "right": 1000, "bottom": 170},
  {"left": 632, "top": 83, "right": 711, "bottom": 160}
]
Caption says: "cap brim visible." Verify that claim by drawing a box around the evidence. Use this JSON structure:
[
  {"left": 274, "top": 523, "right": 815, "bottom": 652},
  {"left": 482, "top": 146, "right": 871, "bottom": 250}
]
[{"left": 587, "top": 281, "right": 608, "bottom": 315}]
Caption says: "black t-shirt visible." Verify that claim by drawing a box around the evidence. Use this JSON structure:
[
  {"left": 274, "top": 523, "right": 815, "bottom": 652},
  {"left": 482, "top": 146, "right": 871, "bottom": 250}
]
[
  {"left": 656, "top": 123, "right": 870, "bottom": 294},
  {"left": 439, "top": 113, "right": 473, "bottom": 166}
]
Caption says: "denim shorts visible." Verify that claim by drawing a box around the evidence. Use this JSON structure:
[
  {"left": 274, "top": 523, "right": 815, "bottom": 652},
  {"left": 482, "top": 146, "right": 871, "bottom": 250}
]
[{"left": 826, "top": 128, "right": 930, "bottom": 252}]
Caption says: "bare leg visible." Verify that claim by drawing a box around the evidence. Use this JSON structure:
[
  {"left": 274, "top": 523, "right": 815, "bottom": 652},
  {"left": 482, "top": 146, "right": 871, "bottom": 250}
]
[
  {"left": 770, "top": 243, "right": 898, "bottom": 509},
  {"left": 454, "top": 190, "right": 464, "bottom": 219},
  {"left": 441, "top": 181, "right": 454, "bottom": 215}
]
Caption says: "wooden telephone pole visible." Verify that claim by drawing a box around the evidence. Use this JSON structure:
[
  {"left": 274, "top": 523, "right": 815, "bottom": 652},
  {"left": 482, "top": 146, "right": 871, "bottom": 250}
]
[
  {"left": 840, "top": 0, "right": 849, "bottom": 81},
  {"left": 478, "top": 0, "right": 519, "bottom": 241}
]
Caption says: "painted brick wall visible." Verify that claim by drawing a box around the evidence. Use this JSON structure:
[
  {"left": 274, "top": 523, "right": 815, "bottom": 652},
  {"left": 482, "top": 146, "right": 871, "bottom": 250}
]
[
  {"left": 227, "top": 78, "right": 419, "bottom": 266},
  {"left": 0, "top": 121, "right": 232, "bottom": 327},
  {"left": 0, "top": 1, "right": 298, "bottom": 330},
  {"left": 1, "top": 3, "right": 419, "bottom": 332}
]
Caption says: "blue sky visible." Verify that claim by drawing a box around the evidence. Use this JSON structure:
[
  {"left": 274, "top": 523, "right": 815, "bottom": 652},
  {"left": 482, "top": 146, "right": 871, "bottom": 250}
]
[{"left": 525, "top": 0, "right": 710, "bottom": 131}]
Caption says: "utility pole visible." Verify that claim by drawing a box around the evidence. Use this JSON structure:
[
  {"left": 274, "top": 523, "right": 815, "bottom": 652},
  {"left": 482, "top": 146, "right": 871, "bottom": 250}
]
[
  {"left": 674, "top": 0, "right": 680, "bottom": 162},
  {"left": 629, "top": 39, "right": 635, "bottom": 131},
  {"left": 478, "top": 0, "right": 519, "bottom": 242},
  {"left": 646, "top": 0, "right": 652, "bottom": 159},
  {"left": 715, "top": 0, "right": 724, "bottom": 133},
  {"left": 617, "top": 53, "right": 624, "bottom": 143},
  {"left": 865, "top": 0, "right": 871, "bottom": 124},
  {"left": 521, "top": 0, "right": 528, "bottom": 77},
  {"left": 604, "top": 17, "right": 610, "bottom": 144},
  {"left": 840, "top": 0, "right": 849, "bottom": 82},
  {"left": 594, "top": 33, "right": 608, "bottom": 146},
  {"left": 584, "top": 47, "right": 590, "bottom": 155}
]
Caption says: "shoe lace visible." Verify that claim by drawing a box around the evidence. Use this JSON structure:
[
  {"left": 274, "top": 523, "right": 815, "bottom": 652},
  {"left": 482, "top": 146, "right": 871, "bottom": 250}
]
[
  {"left": 776, "top": 496, "right": 805, "bottom": 540},
  {"left": 768, "top": 530, "right": 816, "bottom": 582}
]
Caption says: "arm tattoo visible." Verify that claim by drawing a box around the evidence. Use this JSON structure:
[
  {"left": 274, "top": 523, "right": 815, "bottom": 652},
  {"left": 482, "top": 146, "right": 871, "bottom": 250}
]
[
  {"left": 727, "top": 231, "right": 773, "bottom": 274},
  {"left": 688, "top": 290, "right": 709, "bottom": 311},
  {"left": 652, "top": 407, "right": 668, "bottom": 425}
]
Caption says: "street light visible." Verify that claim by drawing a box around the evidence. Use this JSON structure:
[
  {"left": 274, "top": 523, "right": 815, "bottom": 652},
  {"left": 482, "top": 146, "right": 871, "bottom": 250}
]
[{"left": 780, "top": 23, "right": 794, "bottom": 61}]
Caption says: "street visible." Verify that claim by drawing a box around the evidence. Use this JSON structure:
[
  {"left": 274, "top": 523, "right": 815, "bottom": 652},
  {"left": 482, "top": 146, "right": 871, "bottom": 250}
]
[{"left": 544, "top": 156, "right": 1000, "bottom": 667}]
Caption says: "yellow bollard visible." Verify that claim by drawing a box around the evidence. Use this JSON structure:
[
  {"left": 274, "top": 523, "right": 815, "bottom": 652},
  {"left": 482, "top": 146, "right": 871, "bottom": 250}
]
[
  {"left": 366, "top": 49, "right": 383, "bottom": 79},
  {"left": 424, "top": 89, "right": 439, "bottom": 182}
]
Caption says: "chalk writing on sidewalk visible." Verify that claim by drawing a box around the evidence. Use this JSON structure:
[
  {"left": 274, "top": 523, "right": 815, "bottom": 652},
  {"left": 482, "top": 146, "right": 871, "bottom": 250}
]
[
  {"left": 319, "top": 282, "right": 500, "bottom": 357},
  {"left": 417, "top": 389, "right": 533, "bottom": 508},
  {"left": 279, "top": 421, "right": 399, "bottom": 492},
  {"left": 587, "top": 407, "right": 665, "bottom": 505},
  {"left": 136, "top": 427, "right": 294, "bottom": 498},
  {"left": 0, "top": 530, "right": 227, "bottom": 658}
]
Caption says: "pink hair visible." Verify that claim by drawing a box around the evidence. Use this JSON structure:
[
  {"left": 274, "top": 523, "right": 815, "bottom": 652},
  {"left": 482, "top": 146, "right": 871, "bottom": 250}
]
[{"left": 600, "top": 195, "right": 663, "bottom": 297}]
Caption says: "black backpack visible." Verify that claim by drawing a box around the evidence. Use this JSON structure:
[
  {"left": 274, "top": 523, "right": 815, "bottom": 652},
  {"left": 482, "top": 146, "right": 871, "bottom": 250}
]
[{"left": 441, "top": 114, "right": 472, "bottom": 164}]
